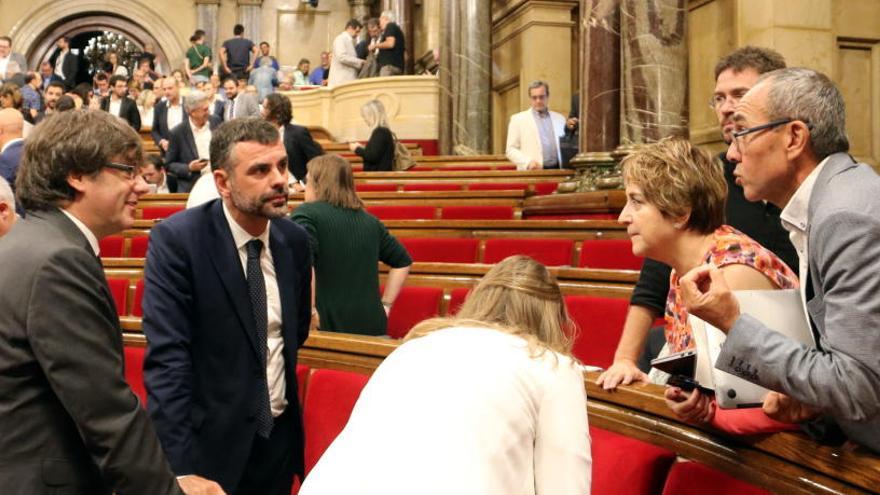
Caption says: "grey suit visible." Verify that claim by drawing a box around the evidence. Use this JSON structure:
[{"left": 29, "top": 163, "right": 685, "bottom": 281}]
[
  {"left": 0, "top": 209, "right": 181, "bottom": 494},
  {"left": 717, "top": 152, "right": 880, "bottom": 453}
]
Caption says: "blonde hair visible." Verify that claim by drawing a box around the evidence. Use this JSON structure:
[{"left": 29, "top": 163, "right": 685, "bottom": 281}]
[
  {"left": 137, "top": 89, "right": 157, "bottom": 110},
  {"left": 360, "top": 99, "right": 390, "bottom": 132},
  {"left": 306, "top": 154, "right": 365, "bottom": 210},
  {"left": 621, "top": 137, "right": 727, "bottom": 234},
  {"left": 406, "top": 255, "right": 576, "bottom": 359}
]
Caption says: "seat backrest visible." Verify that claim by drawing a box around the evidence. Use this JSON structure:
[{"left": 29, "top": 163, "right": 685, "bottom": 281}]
[
  {"left": 532, "top": 182, "right": 559, "bottom": 195},
  {"left": 564, "top": 295, "right": 629, "bottom": 368},
  {"left": 661, "top": 460, "right": 772, "bottom": 495},
  {"left": 123, "top": 345, "right": 148, "bottom": 408},
  {"left": 355, "top": 183, "right": 397, "bottom": 192},
  {"left": 400, "top": 238, "right": 480, "bottom": 263},
  {"left": 295, "top": 364, "right": 310, "bottom": 405},
  {"left": 401, "top": 182, "right": 462, "bottom": 192},
  {"left": 591, "top": 426, "right": 676, "bottom": 495},
  {"left": 141, "top": 205, "right": 184, "bottom": 220},
  {"left": 129, "top": 235, "right": 150, "bottom": 258},
  {"left": 579, "top": 239, "right": 643, "bottom": 270},
  {"left": 131, "top": 279, "right": 145, "bottom": 317},
  {"left": 448, "top": 287, "right": 470, "bottom": 315},
  {"left": 467, "top": 182, "right": 528, "bottom": 191},
  {"left": 106, "top": 278, "right": 129, "bottom": 316},
  {"left": 440, "top": 205, "right": 515, "bottom": 220},
  {"left": 99, "top": 235, "right": 125, "bottom": 258},
  {"left": 385, "top": 286, "right": 443, "bottom": 339},
  {"left": 302, "top": 369, "right": 370, "bottom": 475},
  {"left": 366, "top": 205, "right": 435, "bottom": 220},
  {"left": 483, "top": 238, "right": 574, "bottom": 266}
]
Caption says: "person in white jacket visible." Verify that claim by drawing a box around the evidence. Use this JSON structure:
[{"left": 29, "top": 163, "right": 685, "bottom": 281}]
[
  {"left": 328, "top": 19, "right": 365, "bottom": 87},
  {"left": 505, "top": 80, "right": 567, "bottom": 170}
]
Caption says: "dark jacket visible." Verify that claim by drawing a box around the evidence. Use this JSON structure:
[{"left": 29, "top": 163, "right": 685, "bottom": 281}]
[
  {"left": 164, "top": 116, "right": 221, "bottom": 192},
  {"left": 283, "top": 124, "right": 324, "bottom": 182},
  {"left": 48, "top": 49, "right": 80, "bottom": 90},
  {"left": 151, "top": 99, "right": 187, "bottom": 149},
  {"left": 355, "top": 126, "right": 394, "bottom": 172},
  {"left": 100, "top": 96, "right": 141, "bottom": 131}
]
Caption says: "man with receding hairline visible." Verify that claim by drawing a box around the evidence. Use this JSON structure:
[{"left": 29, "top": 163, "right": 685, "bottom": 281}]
[{"left": 0, "top": 107, "right": 24, "bottom": 188}]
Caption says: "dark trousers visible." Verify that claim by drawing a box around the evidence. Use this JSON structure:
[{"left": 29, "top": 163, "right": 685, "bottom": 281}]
[{"left": 233, "top": 408, "right": 296, "bottom": 495}]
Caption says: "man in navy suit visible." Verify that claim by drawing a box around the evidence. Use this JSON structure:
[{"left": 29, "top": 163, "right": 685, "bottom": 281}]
[
  {"left": 142, "top": 118, "right": 311, "bottom": 494},
  {"left": 152, "top": 78, "right": 187, "bottom": 153},
  {"left": 0, "top": 108, "right": 24, "bottom": 189},
  {"left": 165, "top": 90, "right": 220, "bottom": 192}
]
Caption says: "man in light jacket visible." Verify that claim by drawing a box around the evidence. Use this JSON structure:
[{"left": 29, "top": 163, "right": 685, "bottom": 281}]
[
  {"left": 329, "top": 19, "right": 365, "bottom": 87},
  {"left": 505, "top": 80, "right": 566, "bottom": 170}
]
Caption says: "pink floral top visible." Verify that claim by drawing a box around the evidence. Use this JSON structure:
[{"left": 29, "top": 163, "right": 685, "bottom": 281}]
[{"left": 665, "top": 225, "right": 799, "bottom": 353}]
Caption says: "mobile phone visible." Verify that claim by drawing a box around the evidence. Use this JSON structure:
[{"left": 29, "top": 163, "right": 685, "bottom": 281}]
[{"left": 667, "top": 374, "right": 714, "bottom": 395}]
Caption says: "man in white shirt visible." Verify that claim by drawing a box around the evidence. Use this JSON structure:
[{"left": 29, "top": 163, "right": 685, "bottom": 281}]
[
  {"left": 152, "top": 77, "right": 185, "bottom": 153},
  {"left": 143, "top": 118, "right": 311, "bottom": 493},
  {"left": 165, "top": 90, "right": 219, "bottom": 192},
  {"left": 329, "top": 19, "right": 365, "bottom": 87},
  {"left": 505, "top": 80, "right": 566, "bottom": 170},
  {"left": 100, "top": 74, "right": 141, "bottom": 131},
  {"left": 49, "top": 36, "right": 79, "bottom": 90},
  {"left": 0, "top": 36, "right": 27, "bottom": 83}
]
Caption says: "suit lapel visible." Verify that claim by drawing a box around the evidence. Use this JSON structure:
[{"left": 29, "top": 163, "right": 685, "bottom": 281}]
[
  {"left": 183, "top": 121, "right": 198, "bottom": 160},
  {"left": 205, "top": 201, "right": 261, "bottom": 359}
]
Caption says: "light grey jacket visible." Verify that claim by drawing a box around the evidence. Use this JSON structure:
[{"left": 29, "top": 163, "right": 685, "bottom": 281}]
[{"left": 717, "top": 152, "right": 880, "bottom": 453}]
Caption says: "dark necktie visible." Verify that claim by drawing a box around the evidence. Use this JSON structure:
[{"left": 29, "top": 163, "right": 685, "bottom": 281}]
[{"left": 246, "top": 239, "right": 273, "bottom": 438}]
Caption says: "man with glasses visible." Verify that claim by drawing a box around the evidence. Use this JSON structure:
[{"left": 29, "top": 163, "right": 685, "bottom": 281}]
[
  {"left": 505, "top": 80, "right": 566, "bottom": 170},
  {"left": 0, "top": 111, "right": 223, "bottom": 493},
  {"left": 598, "top": 46, "right": 797, "bottom": 391},
  {"left": 677, "top": 67, "right": 880, "bottom": 454}
]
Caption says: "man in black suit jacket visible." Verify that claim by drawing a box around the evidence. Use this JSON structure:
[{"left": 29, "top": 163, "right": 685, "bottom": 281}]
[
  {"left": 262, "top": 93, "right": 323, "bottom": 183},
  {"left": 152, "top": 77, "right": 186, "bottom": 153},
  {"left": 165, "top": 90, "right": 220, "bottom": 192},
  {"left": 100, "top": 75, "right": 141, "bottom": 131},
  {"left": 48, "top": 36, "right": 80, "bottom": 90},
  {"left": 143, "top": 118, "right": 311, "bottom": 493},
  {"left": 0, "top": 110, "right": 223, "bottom": 494}
]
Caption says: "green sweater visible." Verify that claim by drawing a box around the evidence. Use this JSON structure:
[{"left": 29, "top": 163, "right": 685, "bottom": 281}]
[{"left": 291, "top": 201, "right": 412, "bottom": 336}]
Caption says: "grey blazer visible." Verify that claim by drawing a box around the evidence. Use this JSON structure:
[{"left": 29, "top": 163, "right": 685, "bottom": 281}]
[
  {"left": 717, "top": 152, "right": 880, "bottom": 453},
  {"left": 0, "top": 209, "right": 181, "bottom": 494}
]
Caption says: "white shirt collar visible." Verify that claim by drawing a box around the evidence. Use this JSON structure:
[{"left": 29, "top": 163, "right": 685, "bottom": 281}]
[
  {"left": 60, "top": 208, "right": 100, "bottom": 256},
  {"left": 190, "top": 118, "right": 208, "bottom": 132},
  {"left": 779, "top": 155, "right": 831, "bottom": 234},
  {"left": 222, "top": 201, "right": 270, "bottom": 252},
  {"left": 1, "top": 137, "right": 23, "bottom": 154}
]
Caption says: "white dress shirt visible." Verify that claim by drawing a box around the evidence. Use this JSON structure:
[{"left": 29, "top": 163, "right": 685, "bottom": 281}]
[
  {"left": 54, "top": 50, "right": 68, "bottom": 78},
  {"left": 60, "top": 208, "right": 99, "bottom": 256},
  {"left": 0, "top": 56, "right": 9, "bottom": 78},
  {"left": 109, "top": 96, "right": 123, "bottom": 117},
  {"left": 189, "top": 118, "right": 212, "bottom": 174},
  {"left": 166, "top": 102, "right": 183, "bottom": 132},
  {"left": 221, "top": 203, "right": 287, "bottom": 417}
]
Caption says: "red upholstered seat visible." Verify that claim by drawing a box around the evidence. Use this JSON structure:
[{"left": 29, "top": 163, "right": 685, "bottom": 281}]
[
  {"left": 132, "top": 279, "right": 145, "bottom": 317},
  {"left": 129, "top": 235, "right": 150, "bottom": 258},
  {"left": 565, "top": 295, "right": 629, "bottom": 368},
  {"left": 441, "top": 206, "right": 514, "bottom": 220},
  {"left": 467, "top": 182, "right": 529, "bottom": 191},
  {"left": 524, "top": 213, "right": 619, "bottom": 220},
  {"left": 99, "top": 235, "right": 124, "bottom": 258},
  {"left": 124, "top": 345, "right": 147, "bottom": 407},
  {"left": 355, "top": 183, "right": 397, "bottom": 192},
  {"left": 578, "top": 239, "right": 643, "bottom": 270},
  {"left": 661, "top": 460, "right": 771, "bottom": 495},
  {"left": 483, "top": 238, "right": 574, "bottom": 266},
  {"left": 441, "top": 165, "right": 492, "bottom": 171},
  {"left": 448, "top": 287, "right": 470, "bottom": 315},
  {"left": 302, "top": 369, "right": 370, "bottom": 475},
  {"left": 141, "top": 205, "right": 184, "bottom": 220},
  {"left": 106, "top": 278, "right": 128, "bottom": 316},
  {"left": 400, "top": 238, "right": 479, "bottom": 263},
  {"left": 366, "top": 205, "right": 435, "bottom": 220},
  {"left": 384, "top": 286, "right": 443, "bottom": 339},
  {"left": 401, "top": 182, "right": 462, "bottom": 192},
  {"left": 533, "top": 182, "right": 559, "bottom": 195},
  {"left": 591, "top": 426, "right": 676, "bottom": 495}
]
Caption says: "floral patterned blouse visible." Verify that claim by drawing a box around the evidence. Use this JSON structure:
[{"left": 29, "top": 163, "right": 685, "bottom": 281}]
[{"left": 665, "top": 225, "right": 799, "bottom": 353}]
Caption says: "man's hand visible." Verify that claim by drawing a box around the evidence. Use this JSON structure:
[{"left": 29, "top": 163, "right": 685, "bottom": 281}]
[
  {"left": 679, "top": 264, "right": 740, "bottom": 333},
  {"left": 566, "top": 117, "right": 578, "bottom": 130},
  {"left": 762, "top": 392, "right": 821, "bottom": 424},
  {"left": 595, "top": 358, "right": 649, "bottom": 391},
  {"left": 526, "top": 160, "right": 541, "bottom": 170},
  {"left": 178, "top": 475, "right": 226, "bottom": 495},
  {"left": 665, "top": 387, "right": 715, "bottom": 425},
  {"left": 188, "top": 159, "right": 209, "bottom": 172},
  {"left": 160, "top": 139, "right": 169, "bottom": 152}
]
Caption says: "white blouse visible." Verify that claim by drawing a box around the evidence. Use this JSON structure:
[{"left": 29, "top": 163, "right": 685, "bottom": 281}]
[{"left": 300, "top": 326, "right": 592, "bottom": 495}]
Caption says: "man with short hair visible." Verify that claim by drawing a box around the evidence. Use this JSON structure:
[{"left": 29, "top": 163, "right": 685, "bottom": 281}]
[
  {"left": 0, "top": 176, "right": 16, "bottom": 237},
  {"left": 330, "top": 20, "right": 364, "bottom": 87},
  {"left": 21, "top": 71, "right": 42, "bottom": 118},
  {"left": 152, "top": 77, "right": 186, "bottom": 153},
  {"left": 101, "top": 75, "right": 141, "bottom": 131},
  {"left": 220, "top": 24, "right": 257, "bottom": 80},
  {"left": 165, "top": 90, "right": 220, "bottom": 192},
  {"left": 43, "top": 81, "right": 65, "bottom": 116},
  {"left": 356, "top": 18, "right": 381, "bottom": 61},
  {"left": 186, "top": 32, "right": 213, "bottom": 84},
  {"left": 676, "top": 67, "right": 880, "bottom": 454},
  {"left": 0, "top": 36, "right": 26, "bottom": 83},
  {"left": 143, "top": 118, "right": 311, "bottom": 494},
  {"left": 254, "top": 42, "right": 280, "bottom": 71},
  {"left": 139, "top": 154, "right": 178, "bottom": 193},
  {"left": 39, "top": 61, "right": 60, "bottom": 91},
  {"left": 94, "top": 71, "right": 110, "bottom": 98},
  {"left": 373, "top": 11, "right": 405, "bottom": 76},
  {"left": 0, "top": 109, "right": 223, "bottom": 494},
  {"left": 308, "top": 52, "right": 331, "bottom": 86},
  {"left": 0, "top": 107, "right": 24, "bottom": 188},
  {"left": 218, "top": 76, "right": 239, "bottom": 122},
  {"left": 505, "top": 80, "right": 565, "bottom": 170},
  {"left": 49, "top": 36, "right": 80, "bottom": 90}
]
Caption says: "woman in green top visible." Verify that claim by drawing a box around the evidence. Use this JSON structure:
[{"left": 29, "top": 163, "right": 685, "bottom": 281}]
[{"left": 291, "top": 154, "right": 412, "bottom": 336}]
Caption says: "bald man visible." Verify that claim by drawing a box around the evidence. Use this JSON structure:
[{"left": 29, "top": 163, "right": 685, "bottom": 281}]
[
  {"left": 0, "top": 176, "right": 16, "bottom": 237},
  {"left": 0, "top": 108, "right": 24, "bottom": 188}
]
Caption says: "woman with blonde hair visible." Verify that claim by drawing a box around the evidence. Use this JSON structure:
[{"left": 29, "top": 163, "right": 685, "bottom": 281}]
[
  {"left": 599, "top": 137, "right": 799, "bottom": 433},
  {"left": 300, "top": 255, "right": 592, "bottom": 495},
  {"left": 347, "top": 99, "right": 395, "bottom": 171},
  {"left": 291, "top": 154, "right": 411, "bottom": 335},
  {"left": 136, "top": 87, "right": 156, "bottom": 130}
]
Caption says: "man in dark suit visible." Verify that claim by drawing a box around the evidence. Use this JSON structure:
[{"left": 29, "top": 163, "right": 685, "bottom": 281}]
[
  {"left": 0, "top": 107, "right": 24, "bottom": 189},
  {"left": 100, "top": 75, "right": 141, "bottom": 131},
  {"left": 262, "top": 93, "right": 323, "bottom": 183},
  {"left": 165, "top": 90, "right": 220, "bottom": 192},
  {"left": 152, "top": 77, "right": 186, "bottom": 153},
  {"left": 143, "top": 118, "right": 311, "bottom": 493},
  {"left": 48, "top": 36, "right": 80, "bottom": 90},
  {"left": 39, "top": 61, "right": 62, "bottom": 92},
  {"left": 0, "top": 110, "right": 222, "bottom": 494},
  {"left": 139, "top": 154, "right": 178, "bottom": 193}
]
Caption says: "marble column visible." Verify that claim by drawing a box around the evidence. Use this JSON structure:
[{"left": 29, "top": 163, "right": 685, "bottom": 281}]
[
  {"left": 237, "top": 0, "right": 264, "bottom": 47},
  {"left": 381, "top": 0, "right": 414, "bottom": 73},
  {"left": 195, "top": 0, "right": 220, "bottom": 64},
  {"left": 349, "top": 0, "right": 374, "bottom": 22},
  {"left": 439, "top": 0, "right": 491, "bottom": 155},
  {"left": 619, "top": 0, "right": 688, "bottom": 144}
]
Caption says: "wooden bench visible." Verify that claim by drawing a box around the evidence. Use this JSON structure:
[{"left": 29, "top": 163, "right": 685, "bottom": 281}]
[{"left": 353, "top": 169, "right": 571, "bottom": 184}]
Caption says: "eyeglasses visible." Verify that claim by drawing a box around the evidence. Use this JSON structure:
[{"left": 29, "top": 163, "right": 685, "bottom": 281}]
[
  {"left": 104, "top": 162, "right": 138, "bottom": 181},
  {"left": 730, "top": 118, "right": 796, "bottom": 154}
]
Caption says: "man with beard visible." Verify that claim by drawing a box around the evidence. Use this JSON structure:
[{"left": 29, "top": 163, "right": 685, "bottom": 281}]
[
  {"left": 142, "top": 118, "right": 311, "bottom": 494},
  {"left": 43, "top": 81, "right": 65, "bottom": 116}
]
